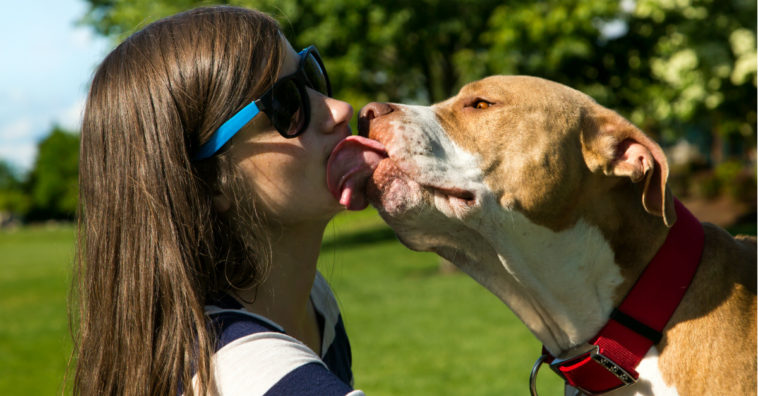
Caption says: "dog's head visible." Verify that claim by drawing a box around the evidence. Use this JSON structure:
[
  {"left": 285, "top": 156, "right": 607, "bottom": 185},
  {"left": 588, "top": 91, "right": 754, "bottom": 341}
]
[
  {"left": 356, "top": 76, "right": 674, "bottom": 256},
  {"left": 327, "top": 76, "right": 679, "bottom": 351}
]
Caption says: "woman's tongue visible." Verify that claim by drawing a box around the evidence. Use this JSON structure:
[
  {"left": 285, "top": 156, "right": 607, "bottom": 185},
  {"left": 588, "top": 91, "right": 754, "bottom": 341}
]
[{"left": 326, "top": 135, "right": 388, "bottom": 211}]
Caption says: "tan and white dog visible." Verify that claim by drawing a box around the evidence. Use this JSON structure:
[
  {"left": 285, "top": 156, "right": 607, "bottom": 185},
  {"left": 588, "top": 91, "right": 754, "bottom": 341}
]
[{"left": 327, "top": 76, "right": 756, "bottom": 395}]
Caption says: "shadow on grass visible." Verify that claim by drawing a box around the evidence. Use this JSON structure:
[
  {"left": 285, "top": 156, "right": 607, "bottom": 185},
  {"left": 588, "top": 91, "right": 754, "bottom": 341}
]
[{"left": 322, "top": 226, "right": 398, "bottom": 250}]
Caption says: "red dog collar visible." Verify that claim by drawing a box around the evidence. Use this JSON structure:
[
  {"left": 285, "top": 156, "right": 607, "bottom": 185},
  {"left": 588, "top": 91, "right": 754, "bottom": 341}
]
[{"left": 534, "top": 199, "right": 704, "bottom": 395}]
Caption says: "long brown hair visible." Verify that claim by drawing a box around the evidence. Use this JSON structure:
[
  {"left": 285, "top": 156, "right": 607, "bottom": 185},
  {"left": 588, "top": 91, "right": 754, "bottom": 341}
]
[{"left": 72, "top": 6, "right": 282, "bottom": 395}]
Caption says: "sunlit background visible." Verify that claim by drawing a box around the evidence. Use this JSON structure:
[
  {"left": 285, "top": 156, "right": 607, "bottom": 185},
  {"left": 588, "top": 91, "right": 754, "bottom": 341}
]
[
  {"left": 0, "top": 0, "right": 755, "bottom": 226},
  {"left": 0, "top": 1, "right": 755, "bottom": 395}
]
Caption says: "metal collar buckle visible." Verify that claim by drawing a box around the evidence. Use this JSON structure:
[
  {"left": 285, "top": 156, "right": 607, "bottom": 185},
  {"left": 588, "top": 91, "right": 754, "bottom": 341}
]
[
  {"left": 529, "top": 345, "right": 637, "bottom": 396},
  {"left": 588, "top": 347, "right": 637, "bottom": 387}
]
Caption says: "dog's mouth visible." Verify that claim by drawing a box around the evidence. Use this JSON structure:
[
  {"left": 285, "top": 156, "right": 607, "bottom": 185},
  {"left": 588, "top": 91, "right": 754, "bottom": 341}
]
[
  {"left": 327, "top": 133, "right": 476, "bottom": 212},
  {"left": 426, "top": 185, "right": 477, "bottom": 206}
]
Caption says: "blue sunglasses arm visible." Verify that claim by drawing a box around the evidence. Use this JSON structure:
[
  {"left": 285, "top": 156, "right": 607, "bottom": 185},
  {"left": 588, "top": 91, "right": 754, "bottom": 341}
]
[{"left": 193, "top": 101, "right": 261, "bottom": 160}]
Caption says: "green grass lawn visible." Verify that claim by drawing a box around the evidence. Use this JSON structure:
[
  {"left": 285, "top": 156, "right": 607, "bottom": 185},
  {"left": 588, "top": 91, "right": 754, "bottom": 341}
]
[
  {"left": 22, "top": 206, "right": 758, "bottom": 394},
  {"left": 0, "top": 225, "right": 76, "bottom": 395}
]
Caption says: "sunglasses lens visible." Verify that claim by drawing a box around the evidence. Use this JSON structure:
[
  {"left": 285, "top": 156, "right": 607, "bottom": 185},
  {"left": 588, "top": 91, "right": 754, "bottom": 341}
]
[
  {"left": 270, "top": 79, "right": 305, "bottom": 136},
  {"left": 303, "top": 53, "right": 330, "bottom": 96}
]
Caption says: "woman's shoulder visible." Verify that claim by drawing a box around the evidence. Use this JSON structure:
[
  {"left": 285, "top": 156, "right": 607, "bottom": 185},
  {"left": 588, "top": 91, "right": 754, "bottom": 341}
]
[
  {"left": 207, "top": 329, "right": 364, "bottom": 396},
  {"left": 204, "top": 301, "right": 363, "bottom": 396},
  {"left": 211, "top": 330, "right": 326, "bottom": 394}
]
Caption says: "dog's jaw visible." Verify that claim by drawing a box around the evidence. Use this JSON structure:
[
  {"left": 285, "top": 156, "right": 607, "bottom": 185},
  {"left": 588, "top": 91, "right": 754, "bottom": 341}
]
[{"left": 370, "top": 164, "right": 627, "bottom": 355}]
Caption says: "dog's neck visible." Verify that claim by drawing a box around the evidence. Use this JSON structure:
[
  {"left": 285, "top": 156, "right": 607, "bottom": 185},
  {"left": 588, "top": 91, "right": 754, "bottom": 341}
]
[{"left": 451, "top": 197, "right": 667, "bottom": 357}]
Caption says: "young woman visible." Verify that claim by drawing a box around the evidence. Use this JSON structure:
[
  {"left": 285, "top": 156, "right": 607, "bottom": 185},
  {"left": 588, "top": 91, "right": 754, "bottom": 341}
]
[{"left": 73, "top": 6, "right": 365, "bottom": 395}]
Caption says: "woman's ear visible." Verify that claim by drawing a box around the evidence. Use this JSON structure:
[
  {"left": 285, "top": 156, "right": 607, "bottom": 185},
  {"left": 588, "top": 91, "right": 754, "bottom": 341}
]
[
  {"left": 581, "top": 106, "right": 676, "bottom": 227},
  {"left": 213, "top": 194, "right": 231, "bottom": 213}
]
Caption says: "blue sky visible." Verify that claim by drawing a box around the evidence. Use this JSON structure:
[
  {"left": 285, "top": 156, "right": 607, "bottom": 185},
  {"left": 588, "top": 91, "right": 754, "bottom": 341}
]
[{"left": 0, "top": 0, "right": 110, "bottom": 173}]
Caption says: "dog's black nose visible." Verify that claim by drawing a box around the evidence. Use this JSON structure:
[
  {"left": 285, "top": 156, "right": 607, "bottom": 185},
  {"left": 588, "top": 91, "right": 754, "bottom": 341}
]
[{"left": 358, "top": 102, "right": 394, "bottom": 136}]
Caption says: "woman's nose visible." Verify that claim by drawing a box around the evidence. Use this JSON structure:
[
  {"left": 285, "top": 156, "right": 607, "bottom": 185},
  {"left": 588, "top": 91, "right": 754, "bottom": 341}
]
[{"left": 323, "top": 97, "right": 353, "bottom": 134}]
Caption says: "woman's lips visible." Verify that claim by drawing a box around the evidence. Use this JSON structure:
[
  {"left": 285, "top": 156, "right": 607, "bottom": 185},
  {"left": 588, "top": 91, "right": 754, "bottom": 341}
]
[{"left": 326, "top": 135, "right": 388, "bottom": 210}]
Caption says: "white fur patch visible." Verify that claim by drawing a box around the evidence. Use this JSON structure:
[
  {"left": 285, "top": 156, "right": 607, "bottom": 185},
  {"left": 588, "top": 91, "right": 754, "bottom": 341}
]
[
  {"left": 474, "top": 208, "right": 625, "bottom": 353},
  {"left": 598, "top": 347, "right": 678, "bottom": 396}
]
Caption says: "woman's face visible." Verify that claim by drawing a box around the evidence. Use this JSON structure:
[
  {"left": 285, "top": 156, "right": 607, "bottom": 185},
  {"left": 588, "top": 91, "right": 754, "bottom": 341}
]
[{"left": 227, "top": 38, "right": 354, "bottom": 227}]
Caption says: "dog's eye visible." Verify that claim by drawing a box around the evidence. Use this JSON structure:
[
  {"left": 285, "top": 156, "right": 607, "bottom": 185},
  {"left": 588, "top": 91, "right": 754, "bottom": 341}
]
[{"left": 473, "top": 100, "right": 491, "bottom": 109}]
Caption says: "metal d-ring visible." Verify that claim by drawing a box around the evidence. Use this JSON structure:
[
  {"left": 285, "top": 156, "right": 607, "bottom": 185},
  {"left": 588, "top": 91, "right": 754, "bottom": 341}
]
[{"left": 530, "top": 354, "right": 549, "bottom": 396}]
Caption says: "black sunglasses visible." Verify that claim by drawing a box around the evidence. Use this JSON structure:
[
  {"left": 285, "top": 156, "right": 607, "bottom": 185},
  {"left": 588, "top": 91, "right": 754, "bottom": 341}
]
[{"left": 194, "top": 45, "right": 332, "bottom": 160}]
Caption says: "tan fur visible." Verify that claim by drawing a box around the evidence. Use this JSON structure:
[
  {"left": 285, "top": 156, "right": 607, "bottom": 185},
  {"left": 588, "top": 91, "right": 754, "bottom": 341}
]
[
  {"left": 363, "top": 75, "right": 757, "bottom": 395},
  {"left": 659, "top": 225, "right": 756, "bottom": 395}
]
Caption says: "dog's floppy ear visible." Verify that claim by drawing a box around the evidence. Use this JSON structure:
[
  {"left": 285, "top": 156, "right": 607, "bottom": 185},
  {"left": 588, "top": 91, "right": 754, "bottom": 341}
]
[{"left": 581, "top": 105, "right": 676, "bottom": 227}]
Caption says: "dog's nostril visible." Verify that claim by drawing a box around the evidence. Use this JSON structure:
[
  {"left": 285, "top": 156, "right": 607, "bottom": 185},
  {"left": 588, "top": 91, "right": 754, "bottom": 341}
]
[
  {"left": 360, "top": 102, "right": 394, "bottom": 121},
  {"left": 358, "top": 102, "right": 395, "bottom": 137}
]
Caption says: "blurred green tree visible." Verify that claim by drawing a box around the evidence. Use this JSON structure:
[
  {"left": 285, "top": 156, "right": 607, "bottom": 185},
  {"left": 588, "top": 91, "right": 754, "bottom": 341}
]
[
  {"left": 0, "top": 160, "right": 30, "bottom": 218},
  {"left": 80, "top": 0, "right": 755, "bottom": 159},
  {"left": 80, "top": 0, "right": 506, "bottom": 105},
  {"left": 0, "top": 161, "right": 22, "bottom": 191},
  {"left": 630, "top": 0, "right": 756, "bottom": 161},
  {"left": 484, "top": 0, "right": 756, "bottom": 155},
  {"left": 25, "top": 127, "right": 80, "bottom": 221}
]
